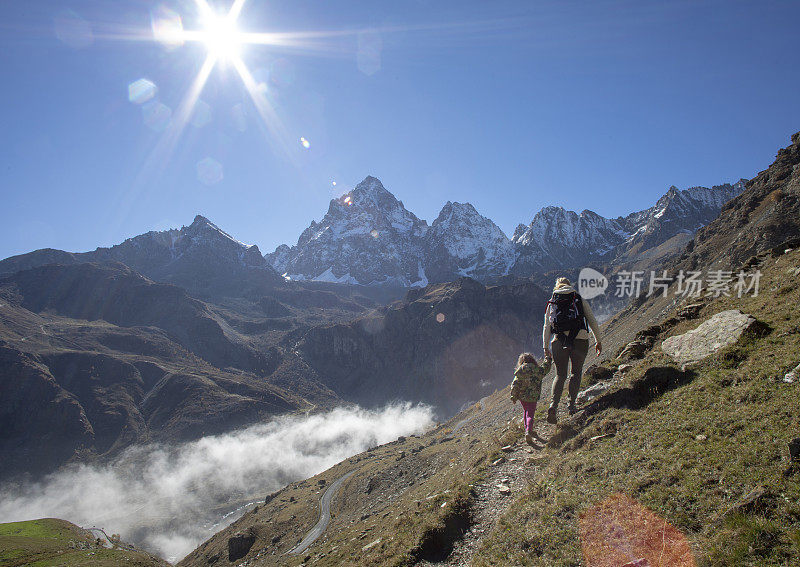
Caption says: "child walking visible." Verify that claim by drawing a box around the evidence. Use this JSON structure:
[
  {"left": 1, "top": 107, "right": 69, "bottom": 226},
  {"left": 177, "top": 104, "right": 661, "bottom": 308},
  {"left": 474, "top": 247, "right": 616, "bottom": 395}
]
[{"left": 510, "top": 352, "right": 552, "bottom": 445}]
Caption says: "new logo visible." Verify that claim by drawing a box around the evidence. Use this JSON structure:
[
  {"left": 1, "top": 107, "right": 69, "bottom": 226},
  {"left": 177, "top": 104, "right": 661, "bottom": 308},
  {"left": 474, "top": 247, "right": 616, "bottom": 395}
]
[{"left": 578, "top": 267, "right": 609, "bottom": 299}]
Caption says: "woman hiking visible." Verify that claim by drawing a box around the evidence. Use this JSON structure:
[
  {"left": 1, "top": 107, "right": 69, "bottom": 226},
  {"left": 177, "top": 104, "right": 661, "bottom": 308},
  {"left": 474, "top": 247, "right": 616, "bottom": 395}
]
[{"left": 543, "top": 277, "right": 602, "bottom": 424}]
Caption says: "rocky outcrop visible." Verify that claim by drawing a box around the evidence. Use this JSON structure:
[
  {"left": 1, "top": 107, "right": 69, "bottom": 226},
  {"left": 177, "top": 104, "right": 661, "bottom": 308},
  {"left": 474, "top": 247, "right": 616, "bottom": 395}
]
[
  {"left": 669, "top": 132, "right": 800, "bottom": 272},
  {"left": 228, "top": 529, "right": 257, "bottom": 562},
  {"left": 661, "top": 310, "right": 758, "bottom": 368}
]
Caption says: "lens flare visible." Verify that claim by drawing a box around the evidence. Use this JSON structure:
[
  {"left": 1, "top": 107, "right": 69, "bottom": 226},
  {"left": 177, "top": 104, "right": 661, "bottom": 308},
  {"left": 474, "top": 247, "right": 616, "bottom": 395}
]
[
  {"left": 151, "top": 5, "right": 183, "bottom": 48},
  {"left": 370, "top": 229, "right": 379, "bottom": 238},
  {"left": 343, "top": 196, "right": 352, "bottom": 205},
  {"left": 436, "top": 313, "right": 446, "bottom": 323},
  {"left": 197, "top": 157, "right": 223, "bottom": 185},
  {"left": 128, "top": 78, "right": 157, "bottom": 105},
  {"left": 300, "top": 137, "right": 311, "bottom": 149},
  {"left": 142, "top": 101, "right": 173, "bottom": 132}
]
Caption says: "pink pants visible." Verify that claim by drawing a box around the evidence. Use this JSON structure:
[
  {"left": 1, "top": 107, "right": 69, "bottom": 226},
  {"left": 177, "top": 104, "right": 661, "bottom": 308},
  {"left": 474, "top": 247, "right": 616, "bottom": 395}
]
[{"left": 520, "top": 401, "right": 537, "bottom": 433}]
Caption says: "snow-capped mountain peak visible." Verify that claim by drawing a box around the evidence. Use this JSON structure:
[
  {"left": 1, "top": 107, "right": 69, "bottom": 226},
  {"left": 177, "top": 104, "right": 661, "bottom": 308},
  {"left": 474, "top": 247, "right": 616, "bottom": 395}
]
[
  {"left": 267, "top": 176, "right": 429, "bottom": 286},
  {"left": 424, "top": 201, "right": 515, "bottom": 281}
]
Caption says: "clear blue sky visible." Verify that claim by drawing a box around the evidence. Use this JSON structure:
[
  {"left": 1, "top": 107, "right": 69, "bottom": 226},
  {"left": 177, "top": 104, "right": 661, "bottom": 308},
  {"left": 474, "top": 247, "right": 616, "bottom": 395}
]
[{"left": 1, "top": 0, "right": 798, "bottom": 260}]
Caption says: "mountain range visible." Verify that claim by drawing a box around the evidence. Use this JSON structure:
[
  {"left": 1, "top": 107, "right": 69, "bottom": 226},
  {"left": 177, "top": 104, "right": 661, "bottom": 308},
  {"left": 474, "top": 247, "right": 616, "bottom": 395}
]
[{"left": 267, "top": 176, "right": 746, "bottom": 286}]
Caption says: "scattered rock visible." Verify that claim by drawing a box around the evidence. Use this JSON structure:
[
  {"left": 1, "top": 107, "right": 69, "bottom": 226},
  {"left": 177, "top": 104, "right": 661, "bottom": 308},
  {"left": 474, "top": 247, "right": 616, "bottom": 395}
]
[
  {"left": 714, "top": 486, "right": 770, "bottom": 521},
  {"left": 490, "top": 457, "right": 505, "bottom": 466},
  {"left": 576, "top": 381, "right": 609, "bottom": 404},
  {"left": 635, "top": 324, "right": 662, "bottom": 339},
  {"left": 228, "top": 529, "right": 256, "bottom": 562},
  {"left": 677, "top": 303, "right": 704, "bottom": 320},
  {"left": 784, "top": 363, "right": 800, "bottom": 383},
  {"left": 500, "top": 445, "right": 514, "bottom": 453},
  {"left": 362, "top": 538, "right": 381, "bottom": 551},
  {"left": 583, "top": 364, "right": 614, "bottom": 383},
  {"left": 618, "top": 363, "right": 634, "bottom": 374},
  {"left": 695, "top": 434, "right": 707, "bottom": 441},
  {"left": 497, "top": 484, "right": 511, "bottom": 496},
  {"left": 617, "top": 339, "right": 650, "bottom": 360},
  {"left": 317, "top": 479, "right": 326, "bottom": 486},
  {"left": 661, "top": 310, "right": 759, "bottom": 368}
]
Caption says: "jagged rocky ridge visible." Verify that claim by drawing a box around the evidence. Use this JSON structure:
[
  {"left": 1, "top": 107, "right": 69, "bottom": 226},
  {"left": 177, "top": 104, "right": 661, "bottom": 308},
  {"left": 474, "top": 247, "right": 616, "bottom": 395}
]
[
  {"left": 268, "top": 177, "right": 746, "bottom": 286},
  {"left": 0, "top": 215, "right": 282, "bottom": 299}
]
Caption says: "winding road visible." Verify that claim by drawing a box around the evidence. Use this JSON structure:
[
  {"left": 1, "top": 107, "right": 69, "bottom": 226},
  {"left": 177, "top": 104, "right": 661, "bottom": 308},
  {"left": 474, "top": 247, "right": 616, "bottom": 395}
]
[{"left": 287, "top": 469, "right": 358, "bottom": 555}]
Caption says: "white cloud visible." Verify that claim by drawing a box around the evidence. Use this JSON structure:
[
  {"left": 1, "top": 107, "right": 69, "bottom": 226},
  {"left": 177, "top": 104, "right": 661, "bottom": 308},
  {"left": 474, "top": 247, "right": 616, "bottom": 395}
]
[{"left": 0, "top": 403, "right": 434, "bottom": 562}]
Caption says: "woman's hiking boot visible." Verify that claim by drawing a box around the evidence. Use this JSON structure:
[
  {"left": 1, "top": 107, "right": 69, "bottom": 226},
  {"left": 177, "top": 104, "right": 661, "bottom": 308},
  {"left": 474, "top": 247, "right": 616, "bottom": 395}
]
[
  {"left": 546, "top": 406, "right": 557, "bottom": 424},
  {"left": 525, "top": 432, "right": 535, "bottom": 446}
]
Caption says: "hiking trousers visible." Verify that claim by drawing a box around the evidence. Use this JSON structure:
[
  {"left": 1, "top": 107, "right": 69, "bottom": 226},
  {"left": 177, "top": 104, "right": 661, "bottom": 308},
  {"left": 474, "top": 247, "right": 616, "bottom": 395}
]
[
  {"left": 520, "top": 401, "right": 537, "bottom": 434},
  {"left": 549, "top": 337, "right": 589, "bottom": 409}
]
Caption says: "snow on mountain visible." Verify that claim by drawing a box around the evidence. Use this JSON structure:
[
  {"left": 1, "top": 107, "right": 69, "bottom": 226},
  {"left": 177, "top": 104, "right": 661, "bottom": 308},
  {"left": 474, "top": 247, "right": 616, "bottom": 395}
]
[
  {"left": 511, "top": 180, "right": 746, "bottom": 275},
  {"left": 511, "top": 206, "right": 629, "bottom": 273},
  {"left": 266, "top": 176, "right": 430, "bottom": 287},
  {"left": 616, "top": 179, "right": 747, "bottom": 254},
  {"left": 423, "top": 201, "right": 516, "bottom": 282},
  {"left": 267, "top": 175, "right": 746, "bottom": 287}
]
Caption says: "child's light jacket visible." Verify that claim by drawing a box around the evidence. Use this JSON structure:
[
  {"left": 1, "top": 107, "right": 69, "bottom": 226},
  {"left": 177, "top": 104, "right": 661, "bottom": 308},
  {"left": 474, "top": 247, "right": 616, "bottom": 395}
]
[{"left": 510, "top": 359, "right": 552, "bottom": 403}]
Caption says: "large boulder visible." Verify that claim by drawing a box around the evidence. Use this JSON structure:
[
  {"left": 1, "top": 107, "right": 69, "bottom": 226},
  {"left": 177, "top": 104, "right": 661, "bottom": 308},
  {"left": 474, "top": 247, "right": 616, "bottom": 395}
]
[{"left": 661, "top": 309, "right": 757, "bottom": 368}]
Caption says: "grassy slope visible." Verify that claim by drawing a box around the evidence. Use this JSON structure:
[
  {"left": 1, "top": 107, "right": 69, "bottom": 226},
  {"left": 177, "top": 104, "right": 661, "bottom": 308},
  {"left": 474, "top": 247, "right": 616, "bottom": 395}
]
[
  {"left": 472, "top": 249, "right": 800, "bottom": 566},
  {"left": 180, "top": 252, "right": 800, "bottom": 567},
  {"left": 0, "top": 518, "right": 169, "bottom": 567}
]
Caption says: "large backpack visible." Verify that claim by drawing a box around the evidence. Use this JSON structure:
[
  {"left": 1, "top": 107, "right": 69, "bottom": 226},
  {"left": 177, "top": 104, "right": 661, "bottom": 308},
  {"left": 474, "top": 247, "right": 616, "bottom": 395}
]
[{"left": 548, "top": 291, "right": 587, "bottom": 345}]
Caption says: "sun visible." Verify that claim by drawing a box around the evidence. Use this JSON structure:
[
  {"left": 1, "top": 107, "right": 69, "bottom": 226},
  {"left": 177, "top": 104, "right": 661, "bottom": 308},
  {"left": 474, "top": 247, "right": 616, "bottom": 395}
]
[{"left": 200, "top": 10, "right": 242, "bottom": 61}]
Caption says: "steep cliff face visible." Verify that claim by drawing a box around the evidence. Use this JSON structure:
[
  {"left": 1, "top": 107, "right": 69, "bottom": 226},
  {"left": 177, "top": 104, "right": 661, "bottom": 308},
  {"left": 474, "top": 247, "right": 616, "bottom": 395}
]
[{"left": 297, "top": 277, "right": 550, "bottom": 414}]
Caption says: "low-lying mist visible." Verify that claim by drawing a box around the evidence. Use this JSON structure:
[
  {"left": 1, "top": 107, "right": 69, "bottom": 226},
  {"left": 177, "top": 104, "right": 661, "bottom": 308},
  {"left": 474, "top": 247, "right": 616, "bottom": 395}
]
[{"left": 0, "top": 403, "right": 434, "bottom": 562}]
